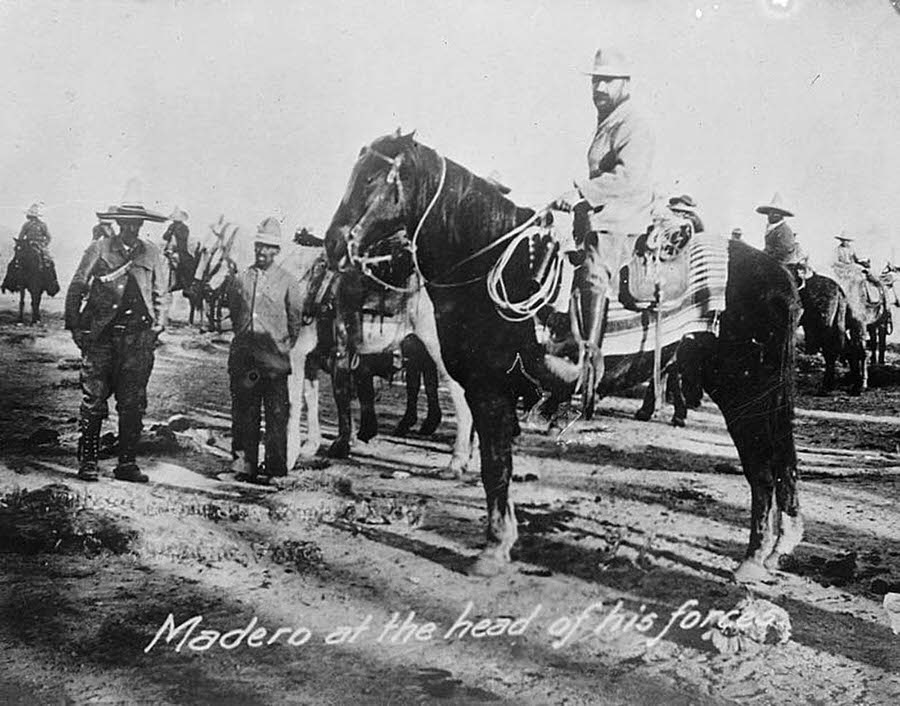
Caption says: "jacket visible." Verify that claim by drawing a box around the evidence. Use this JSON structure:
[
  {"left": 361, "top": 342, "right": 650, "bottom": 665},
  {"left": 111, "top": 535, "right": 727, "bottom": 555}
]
[
  {"left": 65, "top": 236, "right": 170, "bottom": 337},
  {"left": 575, "top": 97, "right": 655, "bottom": 235},
  {"left": 19, "top": 218, "right": 51, "bottom": 249},
  {"left": 228, "top": 264, "right": 304, "bottom": 374},
  {"left": 763, "top": 220, "right": 798, "bottom": 264}
]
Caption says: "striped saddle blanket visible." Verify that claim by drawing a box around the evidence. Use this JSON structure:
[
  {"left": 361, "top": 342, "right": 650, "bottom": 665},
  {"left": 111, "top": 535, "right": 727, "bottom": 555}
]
[{"left": 601, "top": 234, "right": 729, "bottom": 357}]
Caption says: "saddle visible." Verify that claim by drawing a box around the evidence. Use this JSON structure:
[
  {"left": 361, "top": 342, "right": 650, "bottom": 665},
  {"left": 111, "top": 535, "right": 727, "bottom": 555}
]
[
  {"left": 864, "top": 279, "right": 882, "bottom": 305},
  {"left": 618, "top": 220, "right": 692, "bottom": 311}
]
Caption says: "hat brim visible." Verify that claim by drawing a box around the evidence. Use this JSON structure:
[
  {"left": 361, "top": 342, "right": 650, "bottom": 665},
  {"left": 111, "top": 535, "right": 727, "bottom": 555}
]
[
  {"left": 96, "top": 205, "right": 167, "bottom": 223},
  {"left": 835, "top": 236, "right": 854, "bottom": 242},
  {"left": 582, "top": 67, "right": 631, "bottom": 78},
  {"left": 254, "top": 236, "right": 282, "bottom": 247},
  {"left": 756, "top": 205, "right": 794, "bottom": 217}
]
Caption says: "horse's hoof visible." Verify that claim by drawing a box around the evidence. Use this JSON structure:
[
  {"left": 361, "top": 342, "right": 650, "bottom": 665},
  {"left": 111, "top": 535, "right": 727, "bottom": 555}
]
[
  {"left": 299, "top": 442, "right": 321, "bottom": 458},
  {"left": 763, "top": 552, "right": 785, "bottom": 571},
  {"left": 774, "top": 513, "right": 804, "bottom": 556},
  {"left": 670, "top": 416, "right": 686, "bottom": 428},
  {"left": 634, "top": 409, "right": 653, "bottom": 422},
  {"left": 327, "top": 439, "right": 351, "bottom": 459},
  {"left": 468, "top": 548, "right": 511, "bottom": 578},
  {"left": 429, "top": 465, "right": 462, "bottom": 481},
  {"left": 733, "top": 559, "right": 771, "bottom": 584},
  {"left": 419, "top": 415, "right": 441, "bottom": 436},
  {"left": 394, "top": 418, "right": 415, "bottom": 437}
]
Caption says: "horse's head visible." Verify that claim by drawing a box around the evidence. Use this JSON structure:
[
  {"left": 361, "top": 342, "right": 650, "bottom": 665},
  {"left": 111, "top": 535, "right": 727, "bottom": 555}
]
[{"left": 325, "top": 129, "right": 421, "bottom": 271}]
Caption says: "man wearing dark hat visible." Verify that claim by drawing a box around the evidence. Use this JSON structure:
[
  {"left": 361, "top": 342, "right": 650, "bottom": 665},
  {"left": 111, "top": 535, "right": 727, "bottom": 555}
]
[
  {"left": 65, "top": 180, "right": 170, "bottom": 483},
  {"left": 549, "top": 47, "right": 655, "bottom": 387},
  {"left": 757, "top": 193, "right": 801, "bottom": 264},
  {"left": 228, "top": 217, "right": 304, "bottom": 486},
  {"left": 730, "top": 228, "right": 743, "bottom": 242}
]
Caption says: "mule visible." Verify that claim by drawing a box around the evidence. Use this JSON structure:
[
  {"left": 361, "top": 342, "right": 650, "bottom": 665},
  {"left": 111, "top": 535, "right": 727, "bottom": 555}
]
[
  {"left": 326, "top": 131, "right": 802, "bottom": 583},
  {"left": 1, "top": 238, "right": 59, "bottom": 325}
]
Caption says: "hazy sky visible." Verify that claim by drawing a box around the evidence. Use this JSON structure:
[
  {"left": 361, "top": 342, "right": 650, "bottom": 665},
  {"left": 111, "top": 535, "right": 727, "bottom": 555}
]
[{"left": 2, "top": 0, "right": 899, "bottom": 280}]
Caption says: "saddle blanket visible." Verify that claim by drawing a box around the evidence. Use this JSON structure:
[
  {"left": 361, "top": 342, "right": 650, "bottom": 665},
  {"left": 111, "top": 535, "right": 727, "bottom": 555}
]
[{"left": 601, "top": 234, "right": 728, "bottom": 356}]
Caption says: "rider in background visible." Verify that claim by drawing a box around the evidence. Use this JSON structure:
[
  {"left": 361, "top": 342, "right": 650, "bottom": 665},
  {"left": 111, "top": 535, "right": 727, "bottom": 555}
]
[
  {"left": 19, "top": 202, "right": 54, "bottom": 268},
  {"left": 757, "top": 192, "right": 803, "bottom": 265},
  {"left": 833, "top": 232, "right": 880, "bottom": 289},
  {"left": 668, "top": 194, "right": 705, "bottom": 235}
]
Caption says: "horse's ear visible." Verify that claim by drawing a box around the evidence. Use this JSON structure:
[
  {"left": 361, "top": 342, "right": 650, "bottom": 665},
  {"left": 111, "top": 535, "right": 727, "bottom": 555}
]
[
  {"left": 393, "top": 126, "right": 402, "bottom": 138},
  {"left": 402, "top": 129, "right": 417, "bottom": 143}
]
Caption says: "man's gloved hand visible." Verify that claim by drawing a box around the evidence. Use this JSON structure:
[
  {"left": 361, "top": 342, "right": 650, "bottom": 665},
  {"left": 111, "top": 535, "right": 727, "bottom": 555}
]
[{"left": 550, "top": 188, "right": 582, "bottom": 213}]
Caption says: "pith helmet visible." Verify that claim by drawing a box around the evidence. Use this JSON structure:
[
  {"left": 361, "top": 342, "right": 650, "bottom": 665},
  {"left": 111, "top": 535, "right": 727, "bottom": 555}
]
[{"left": 255, "top": 217, "right": 283, "bottom": 247}]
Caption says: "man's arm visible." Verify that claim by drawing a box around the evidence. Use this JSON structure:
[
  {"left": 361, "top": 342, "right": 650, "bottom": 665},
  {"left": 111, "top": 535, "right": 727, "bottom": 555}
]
[
  {"left": 285, "top": 276, "right": 304, "bottom": 349},
  {"left": 64, "top": 243, "right": 100, "bottom": 330}
]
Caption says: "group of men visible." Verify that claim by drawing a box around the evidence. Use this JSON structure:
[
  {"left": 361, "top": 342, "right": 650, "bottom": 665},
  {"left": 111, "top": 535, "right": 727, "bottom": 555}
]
[
  {"left": 23, "top": 45, "right": 880, "bottom": 487},
  {"left": 63, "top": 180, "right": 308, "bottom": 486}
]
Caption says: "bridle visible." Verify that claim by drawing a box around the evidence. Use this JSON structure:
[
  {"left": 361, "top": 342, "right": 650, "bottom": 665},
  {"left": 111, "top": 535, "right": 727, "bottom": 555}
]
[{"left": 345, "top": 144, "right": 447, "bottom": 292}]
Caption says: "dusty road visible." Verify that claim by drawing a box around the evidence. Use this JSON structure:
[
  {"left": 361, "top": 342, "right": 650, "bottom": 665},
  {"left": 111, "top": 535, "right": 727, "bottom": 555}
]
[{"left": 1, "top": 293, "right": 899, "bottom": 705}]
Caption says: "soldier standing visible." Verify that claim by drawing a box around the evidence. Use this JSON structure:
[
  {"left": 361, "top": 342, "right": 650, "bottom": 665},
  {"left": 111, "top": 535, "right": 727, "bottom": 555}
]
[
  {"left": 65, "top": 180, "right": 170, "bottom": 482},
  {"left": 228, "top": 217, "right": 304, "bottom": 486}
]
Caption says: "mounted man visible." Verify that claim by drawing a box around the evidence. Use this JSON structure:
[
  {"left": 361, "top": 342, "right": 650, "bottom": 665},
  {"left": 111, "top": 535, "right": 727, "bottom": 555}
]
[
  {"left": 65, "top": 180, "right": 170, "bottom": 483},
  {"left": 550, "top": 47, "right": 655, "bottom": 391},
  {"left": 162, "top": 206, "right": 195, "bottom": 291},
  {"left": 1, "top": 201, "right": 60, "bottom": 324}
]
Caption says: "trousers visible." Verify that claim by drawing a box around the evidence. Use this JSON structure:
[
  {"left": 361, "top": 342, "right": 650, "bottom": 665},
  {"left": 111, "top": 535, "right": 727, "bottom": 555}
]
[{"left": 229, "top": 365, "right": 290, "bottom": 476}]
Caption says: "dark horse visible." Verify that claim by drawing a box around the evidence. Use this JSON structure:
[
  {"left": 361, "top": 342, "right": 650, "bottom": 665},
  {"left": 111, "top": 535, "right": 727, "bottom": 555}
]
[
  {"left": 325, "top": 131, "right": 802, "bottom": 583},
  {"left": 165, "top": 243, "right": 203, "bottom": 327},
  {"left": 799, "top": 273, "right": 866, "bottom": 394},
  {"left": 1, "top": 239, "right": 59, "bottom": 325}
]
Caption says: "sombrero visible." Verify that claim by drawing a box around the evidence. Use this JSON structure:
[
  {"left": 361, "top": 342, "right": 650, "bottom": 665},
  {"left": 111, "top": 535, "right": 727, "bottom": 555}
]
[
  {"left": 25, "top": 202, "right": 45, "bottom": 218},
  {"left": 95, "top": 179, "right": 166, "bottom": 223},
  {"left": 169, "top": 206, "right": 189, "bottom": 223},
  {"left": 668, "top": 194, "right": 698, "bottom": 214},
  {"left": 835, "top": 230, "right": 854, "bottom": 243},
  {"left": 755, "top": 192, "right": 794, "bottom": 218}
]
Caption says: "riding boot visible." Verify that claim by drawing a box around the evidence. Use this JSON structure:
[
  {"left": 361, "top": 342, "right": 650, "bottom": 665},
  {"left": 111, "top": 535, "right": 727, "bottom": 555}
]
[
  {"left": 114, "top": 413, "right": 148, "bottom": 483},
  {"left": 77, "top": 416, "right": 102, "bottom": 482},
  {"left": 578, "top": 287, "right": 608, "bottom": 389}
]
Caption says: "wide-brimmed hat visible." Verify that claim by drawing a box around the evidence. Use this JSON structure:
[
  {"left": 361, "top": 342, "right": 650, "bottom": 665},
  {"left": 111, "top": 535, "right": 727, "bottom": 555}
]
[
  {"left": 169, "top": 206, "right": 189, "bottom": 223},
  {"left": 485, "top": 170, "right": 512, "bottom": 195},
  {"left": 95, "top": 179, "right": 167, "bottom": 223},
  {"left": 255, "top": 217, "right": 283, "bottom": 247},
  {"left": 25, "top": 202, "right": 44, "bottom": 218},
  {"left": 755, "top": 192, "right": 794, "bottom": 218},
  {"left": 835, "top": 230, "right": 854, "bottom": 243},
  {"left": 582, "top": 48, "right": 631, "bottom": 78},
  {"left": 668, "top": 194, "right": 698, "bottom": 214}
]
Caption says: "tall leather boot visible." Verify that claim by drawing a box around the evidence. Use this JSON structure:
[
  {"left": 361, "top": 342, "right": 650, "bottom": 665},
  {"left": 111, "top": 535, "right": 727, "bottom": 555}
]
[
  {"left": 77, "top": 416, "right": 102, "bottom": 482},
  {"left": 114, "top": 413, "right": 148, "bottom": 483},
  {"left": 579, "top": 287, "right": 608, "bottom": 392}
]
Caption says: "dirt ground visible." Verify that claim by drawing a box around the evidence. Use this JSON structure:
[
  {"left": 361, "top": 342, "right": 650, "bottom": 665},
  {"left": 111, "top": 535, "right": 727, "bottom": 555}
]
[{"left": 1, "top": 292, "right": 899, "bottom": 705}]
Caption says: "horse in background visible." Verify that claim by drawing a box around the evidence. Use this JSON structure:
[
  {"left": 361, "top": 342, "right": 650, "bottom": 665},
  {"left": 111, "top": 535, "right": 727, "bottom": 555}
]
[
  {"left": 188, "top": 217, "right": 254, "bottom": 332},
  {"left": 797, "top": 273, "right": 865, "bottom": 394},
  {"left": 869, "top": 264, "right": 900, "bottom": 365},
  {"left": 2, "top": 236, "right": 60, "bottom": 325},
  {"left": 306, "top": 248, "right": 474, "bottom": 475},
  {"left": 327, "top": 131, "right": 801, "bottom": 583},
  {"left": 165, "top": 242, "right": 202, "bottom": 326}
]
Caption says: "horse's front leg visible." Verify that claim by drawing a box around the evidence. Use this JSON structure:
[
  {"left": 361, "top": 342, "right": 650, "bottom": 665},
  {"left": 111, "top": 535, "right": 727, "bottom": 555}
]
[
  {"left": 355, "top": 361, "right": 378, "bottom": 443},
  {"left": 468, "top": 382, "right": 519, "bottom": 577},
  {"left": 31, "top": 289, "right": 43, "bottom": 325},
  {"left": 419, "top": 355, "right": 442, "bottom": 436},
  {"left": 18, "top": 289, "right": 25, "bottom": 324}
]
